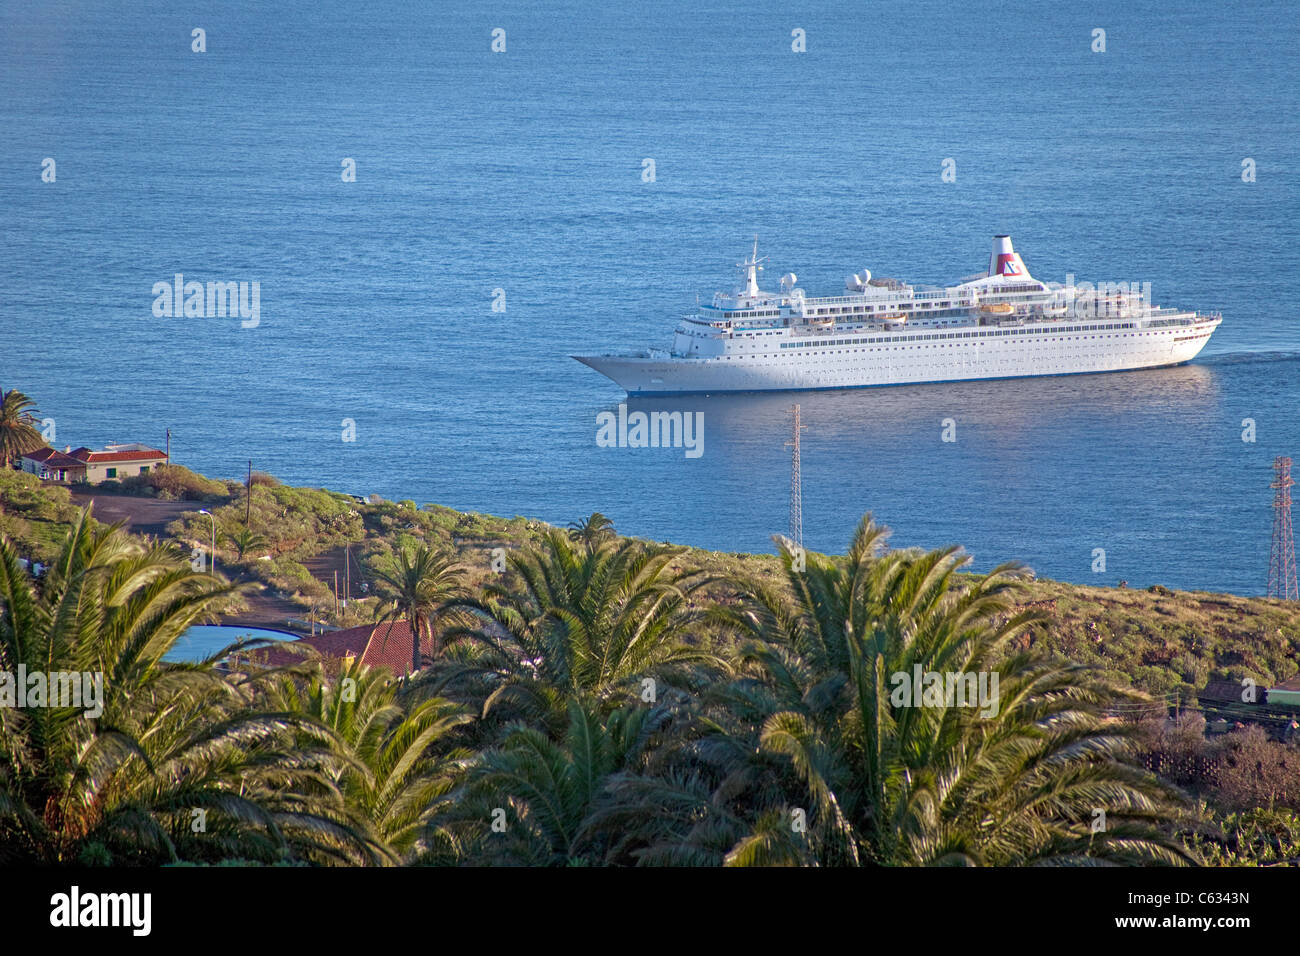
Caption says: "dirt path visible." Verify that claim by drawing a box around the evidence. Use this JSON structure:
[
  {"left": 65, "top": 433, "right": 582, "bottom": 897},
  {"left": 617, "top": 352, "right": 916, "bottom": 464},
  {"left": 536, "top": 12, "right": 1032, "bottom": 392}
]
[{"left": 303, "top": 546, "right": 370, "bottom": 602}]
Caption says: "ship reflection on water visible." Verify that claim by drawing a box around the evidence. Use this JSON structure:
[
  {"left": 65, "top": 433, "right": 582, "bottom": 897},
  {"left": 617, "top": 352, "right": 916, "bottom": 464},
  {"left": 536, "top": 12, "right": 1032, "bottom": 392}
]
[{"left": 622, "top": 362, "right": 1220, "bottom": 445}]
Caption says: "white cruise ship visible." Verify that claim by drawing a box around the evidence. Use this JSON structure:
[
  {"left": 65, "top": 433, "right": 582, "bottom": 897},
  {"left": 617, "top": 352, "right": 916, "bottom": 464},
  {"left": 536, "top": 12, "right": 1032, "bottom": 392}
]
[{"left": 574, "top": 236, "right": 1222, "bottom": 394}]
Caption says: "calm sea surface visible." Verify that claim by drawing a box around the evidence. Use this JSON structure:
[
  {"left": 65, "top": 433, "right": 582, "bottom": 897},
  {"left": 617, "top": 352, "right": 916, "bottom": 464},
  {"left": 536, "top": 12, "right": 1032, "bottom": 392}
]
[{"left": 3, "top": 0, "right": 1298, "bottom": 595}]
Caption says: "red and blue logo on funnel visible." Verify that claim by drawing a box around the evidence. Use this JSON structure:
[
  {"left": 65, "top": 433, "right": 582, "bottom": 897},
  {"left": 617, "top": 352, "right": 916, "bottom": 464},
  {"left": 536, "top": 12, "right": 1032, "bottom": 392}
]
[{"left": 997, "top": 254, "right": 1023, "bottom": 276}]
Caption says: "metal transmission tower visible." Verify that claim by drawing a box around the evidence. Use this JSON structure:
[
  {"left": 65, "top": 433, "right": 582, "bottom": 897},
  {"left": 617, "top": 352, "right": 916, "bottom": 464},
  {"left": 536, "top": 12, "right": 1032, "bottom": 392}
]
[
  {"left": 1269, "top": 456, "right": 1297, "bottom": 601},
  {"left": 786, "top": 404, "right": 806, "bottom": 547}
]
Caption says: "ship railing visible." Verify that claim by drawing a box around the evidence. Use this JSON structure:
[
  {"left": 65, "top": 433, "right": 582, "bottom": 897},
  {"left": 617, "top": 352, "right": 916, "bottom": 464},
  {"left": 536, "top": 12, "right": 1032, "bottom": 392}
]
[{"left": 809, "top": 292, "right": 914, "bottom": 306}]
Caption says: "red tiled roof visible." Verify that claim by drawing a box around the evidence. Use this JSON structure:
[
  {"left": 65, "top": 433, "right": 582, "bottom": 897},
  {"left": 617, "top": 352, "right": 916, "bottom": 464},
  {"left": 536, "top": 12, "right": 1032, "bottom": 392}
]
[
  {"left": 362, "top": 621, "right": 430, "bottom": 676},
  {"left": 255, "top": 621, "right": 432, "bottom": 676},
  {"left": 257, "top": 626, "right": 372, "bottom": 669},
  {"left": 22, "top": 447, "right": 85, "bottom": 468},
  {"left": 69, "top": 446, "right": 167, "bottom": 464},
  {"left": 1200, "top": 680, "right": 1255, "bottom": 704}
]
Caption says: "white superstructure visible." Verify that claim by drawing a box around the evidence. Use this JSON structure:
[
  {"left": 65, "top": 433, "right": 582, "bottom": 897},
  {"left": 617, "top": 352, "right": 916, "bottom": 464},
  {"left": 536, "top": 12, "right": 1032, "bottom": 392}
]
[{"left": 574, "top": 236, "right": 1222, "bottom": 394}]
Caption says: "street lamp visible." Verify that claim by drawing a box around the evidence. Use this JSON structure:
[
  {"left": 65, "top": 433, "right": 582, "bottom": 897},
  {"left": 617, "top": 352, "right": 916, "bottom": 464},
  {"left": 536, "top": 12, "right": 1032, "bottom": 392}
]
[{"left": 198, "top": 509, "right": 216, "bottom": 576}]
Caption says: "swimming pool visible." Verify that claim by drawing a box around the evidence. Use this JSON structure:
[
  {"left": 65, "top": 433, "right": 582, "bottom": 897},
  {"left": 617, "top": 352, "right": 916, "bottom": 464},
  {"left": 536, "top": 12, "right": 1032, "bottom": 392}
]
[{"left": 165, "top": 625, "right": 298, "bottom": 663}]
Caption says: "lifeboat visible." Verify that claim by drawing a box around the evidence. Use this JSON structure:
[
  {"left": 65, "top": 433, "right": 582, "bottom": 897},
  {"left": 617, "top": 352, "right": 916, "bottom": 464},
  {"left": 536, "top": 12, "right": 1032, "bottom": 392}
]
[{"left": 975, "top": 302, "right": 1022, "bottom": 326}]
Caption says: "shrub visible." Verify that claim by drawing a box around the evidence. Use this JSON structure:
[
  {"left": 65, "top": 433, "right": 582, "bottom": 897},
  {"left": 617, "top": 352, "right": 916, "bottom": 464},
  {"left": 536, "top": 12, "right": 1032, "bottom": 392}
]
[
  {"left": 1211, "top": 726, "right": 1300, "bottom": 812},
  {"left": 253, "top": 556, "right": 332, "bottom": 604},
  {"left": 0, "top": 469, "right": 77, "bottom": 521},
  {"left": 164, "top": 482, "right": 365, "bottom": 566},
  {"left": 0, "top": 471, "right": 85, "bottom": 561},
  {"left": 132, "top": 464, "right": 231, "bottom": 502},
  {"left": 1190, "top": 807, "right": 1300, "bottom": 866}
]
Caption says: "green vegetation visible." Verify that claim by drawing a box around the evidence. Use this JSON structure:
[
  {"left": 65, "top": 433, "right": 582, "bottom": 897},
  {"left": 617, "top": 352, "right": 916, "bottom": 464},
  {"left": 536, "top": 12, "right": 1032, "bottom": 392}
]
[
  {"left": 0, "top": 510, "right": 373, "bottom": 865},
  {"left": 0, "top": 470, "right": 83, "bottom": 562},
  {"left": 164, "top": 483, "right": 366, "bottom": 611},
  {"left": 1024, "top": 582, "right": 1300, "bottom": 700},
  {"left": 121, "top": 463, "right": 232, "bottom": 502},
  {"left": 1189, "top": 808, "right": 1300, "bottom": 866},
  {"left": 262, "top": 660, "right": 471, "bottom": 863},
  {"left": 439, "top": 522, "right": 718, "bottom": 737},
  {"left": 225, "top": 527, "right": 268, "bottom": 560},
  {"left": 1, "top": 461, "right": 1298, "bottom": 866},
  {"left": 370, "top": 545, "right": 468, "bottom": 673},
  {"left": 627, "top": 521, "right": 1192, "bottom": 866}
]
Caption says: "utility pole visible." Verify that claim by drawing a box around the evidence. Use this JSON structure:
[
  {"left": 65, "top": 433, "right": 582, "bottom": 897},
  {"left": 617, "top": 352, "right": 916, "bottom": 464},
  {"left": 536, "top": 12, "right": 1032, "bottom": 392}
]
[
  {"left": 1269, "top": 456, "right": 1297, "bottom": 601},
  {"left": 785, "top": 404, "right": 805, "bottom": 548},
  {"left": 165, "top": 428, "right": 170, "bottom": 465},
  {"left": 334, "top": 570, "right": 340, "bottom": 620},
  {"left": 246, "top": 459, "right": 252, "bottom": 528},
  {"left": 345, "top": 544, "right": 351, "bottom": 606}
]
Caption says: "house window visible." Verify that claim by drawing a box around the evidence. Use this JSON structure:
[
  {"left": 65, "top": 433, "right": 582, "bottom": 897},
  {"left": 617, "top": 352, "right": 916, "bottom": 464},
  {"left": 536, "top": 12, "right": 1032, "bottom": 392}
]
[
  {"left": 140, "top": 466, "right": 150, "bottom": 474},
  {"left": 106, "top": 467, "right": 117, "bottom": 479}
]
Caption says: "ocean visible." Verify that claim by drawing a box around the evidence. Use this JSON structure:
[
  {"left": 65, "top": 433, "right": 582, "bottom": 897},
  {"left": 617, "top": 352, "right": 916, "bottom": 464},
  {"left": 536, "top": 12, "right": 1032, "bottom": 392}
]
[{"left": 3, "top": 0, "right": 1298, "bottom": 595}]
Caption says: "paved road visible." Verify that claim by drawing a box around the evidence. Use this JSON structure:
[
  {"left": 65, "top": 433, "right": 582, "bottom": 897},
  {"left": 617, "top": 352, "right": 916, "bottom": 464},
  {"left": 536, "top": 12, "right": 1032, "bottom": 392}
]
[{"left": 69, "top": 490, "right": 193, "bottom": 537}]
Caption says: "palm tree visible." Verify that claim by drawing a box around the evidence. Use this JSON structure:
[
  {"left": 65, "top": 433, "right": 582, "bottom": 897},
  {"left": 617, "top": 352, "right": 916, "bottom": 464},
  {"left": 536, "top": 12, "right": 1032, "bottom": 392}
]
[
  {"left": 0, "top": 507, "right": 372, "bottom": 865},
  {"left": 606, "top": 515, "right": 1196, "bottom": 866},
  {"left": 0, "top": 389, "right": 45, "bottom": 469},
  {"left": 225, "top": 527, "right": 267, "bottom": 561},
  {"left": 265, "top": 660, "right": 473, "bottom": 863},
  {"left": 455, "top": 699, "right": 662, "bottom": 865},
  {"left": 567, "top": 512, "right": 616, "bottom": 549},
  {"left": 438, "top": 527, "right": 721, "bottom": 734},
  {"left": 370, "top": 544, "right": 466, "bottom": 674}
]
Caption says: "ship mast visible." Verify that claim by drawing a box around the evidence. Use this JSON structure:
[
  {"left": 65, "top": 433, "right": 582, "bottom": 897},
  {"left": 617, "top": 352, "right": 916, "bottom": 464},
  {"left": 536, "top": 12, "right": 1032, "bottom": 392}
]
[{"left": 736, "top": 236, "right": 767, "bottom": 298}]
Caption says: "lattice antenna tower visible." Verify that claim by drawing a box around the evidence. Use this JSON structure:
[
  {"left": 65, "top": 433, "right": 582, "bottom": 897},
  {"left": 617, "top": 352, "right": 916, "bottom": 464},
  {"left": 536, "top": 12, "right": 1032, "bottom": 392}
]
[
  {"left": 786, "top": 404, "right": 806, "bottom": 548},
  {"left": 1269, "top": 456, "right": 1297, "bottom": 601}
]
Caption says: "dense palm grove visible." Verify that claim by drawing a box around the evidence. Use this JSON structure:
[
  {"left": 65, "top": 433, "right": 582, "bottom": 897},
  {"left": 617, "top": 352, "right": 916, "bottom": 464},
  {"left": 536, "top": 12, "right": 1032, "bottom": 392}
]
[{"left": 0, "top": 497, "right": 1215, "bottom": 867}]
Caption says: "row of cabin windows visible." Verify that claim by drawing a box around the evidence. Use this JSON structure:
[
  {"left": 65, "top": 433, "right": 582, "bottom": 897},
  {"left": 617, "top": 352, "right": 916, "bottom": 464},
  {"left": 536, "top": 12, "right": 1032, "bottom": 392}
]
[
  {"left": 777, "top": 323, "right": 1136, "bottom": 348},
  {"left": 728, "top": 330, "right": 1175, "bottom": 360},
  {"left": 809, "top": 302, "right": 956, "bottom": 315},
  {"left": 728, "top": 302, "right": 963, "bottom": 319}
]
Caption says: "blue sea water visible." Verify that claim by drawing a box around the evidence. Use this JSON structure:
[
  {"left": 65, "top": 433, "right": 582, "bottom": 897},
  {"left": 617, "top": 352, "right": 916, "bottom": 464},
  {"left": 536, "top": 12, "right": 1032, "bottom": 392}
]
[{"left": 2, "top": 0, "right": 1298, "bottom": 596}]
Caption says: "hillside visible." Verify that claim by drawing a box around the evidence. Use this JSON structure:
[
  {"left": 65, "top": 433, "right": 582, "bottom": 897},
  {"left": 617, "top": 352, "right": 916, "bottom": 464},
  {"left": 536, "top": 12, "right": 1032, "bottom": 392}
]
[
  {"left": 2, "top": 464, "right": 1297, "bottom": 704},
  {"left": 5, "top": 463, "right": 1300, "bottom": 867}
]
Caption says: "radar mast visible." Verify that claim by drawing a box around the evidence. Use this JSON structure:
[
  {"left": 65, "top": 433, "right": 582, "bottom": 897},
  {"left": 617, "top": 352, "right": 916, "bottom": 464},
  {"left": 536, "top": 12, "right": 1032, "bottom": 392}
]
[{"left": 736, "top": 236, "right": 768, "bottom": 298}]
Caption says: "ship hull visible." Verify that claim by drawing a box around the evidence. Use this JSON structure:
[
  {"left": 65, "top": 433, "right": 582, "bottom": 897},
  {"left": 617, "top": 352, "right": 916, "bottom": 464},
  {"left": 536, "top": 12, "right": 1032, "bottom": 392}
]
[{"left": 575, "top": 317, "right": 1220, "bottom": 395}]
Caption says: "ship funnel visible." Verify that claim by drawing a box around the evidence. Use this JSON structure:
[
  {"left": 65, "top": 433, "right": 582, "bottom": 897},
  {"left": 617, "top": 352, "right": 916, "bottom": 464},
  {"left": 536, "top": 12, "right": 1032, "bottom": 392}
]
[{"left": 988, "top": 235, "right": 1031, "bottom": 279}]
